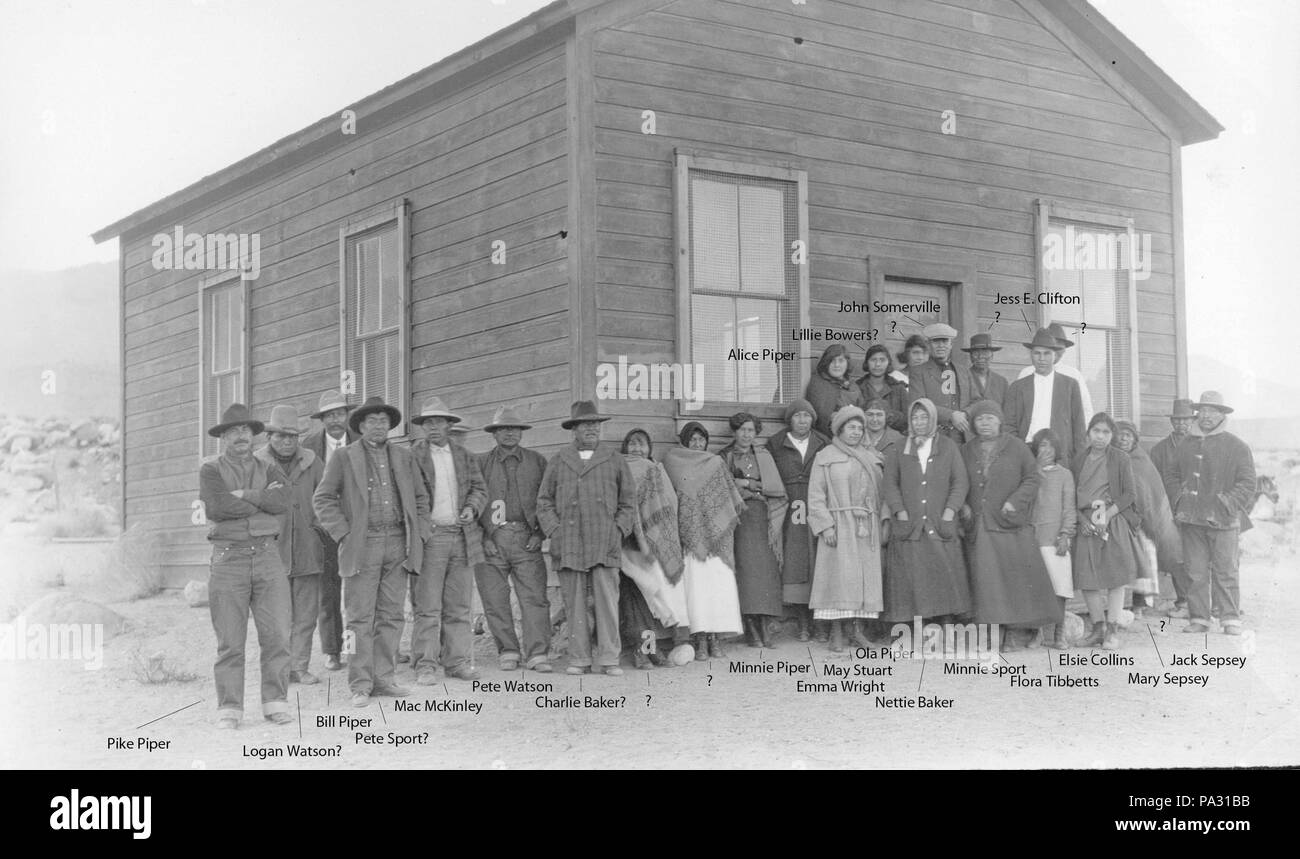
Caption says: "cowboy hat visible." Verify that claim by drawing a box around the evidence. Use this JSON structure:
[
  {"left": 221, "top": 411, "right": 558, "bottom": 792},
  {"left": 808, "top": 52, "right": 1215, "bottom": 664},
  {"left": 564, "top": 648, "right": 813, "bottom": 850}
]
[
  {"left": 1047, "top": 322, "right": 1074, "bottom": 349},
  {"left": 1194, "top": 391, "right": 1233, "bottom": 414},
  {"left": 1022, "top": 327, "right": 1060, "bottom": 351},
  {"left": 561, "top": 400, "right": 611, "bottom": 429},
  {"left": 310, "top": 391, "right": 356, "bottom": 419},
  {"left": 410, "top": 396, "right": 463, "bottom": 426},
  {"left": 264, "top": 405, "right": 303, "bottom": 435},
  {"left": 1168, "top": 398, "right": 1196, "bottom": 419},
  {"left": 483, "top": 405, "right": 532, "bottom": 432},
  {"left": 208, "top": 403, "right": 264, "bottom": 438},
  {"left": 348, "top": 396, "right": 402, "bottom": 433},
  {"left": 960, "top": 333, "right": 1002, "bottom": 352}
]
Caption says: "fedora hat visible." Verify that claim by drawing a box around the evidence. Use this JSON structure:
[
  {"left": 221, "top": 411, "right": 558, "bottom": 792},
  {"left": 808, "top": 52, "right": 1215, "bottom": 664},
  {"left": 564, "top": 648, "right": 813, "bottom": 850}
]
[
  {"left": 484, "top": 405, "right": 533, "bottom": 432},
  {"left": 922, "top": 322, "right": 958, "bottom": 340},
  {"left": 1194, "top": 390, "right": 1233, "bottom": 414},
  {"left": 310, "top": 391, "right": 355, "bottom": 419},
  {"left": 208, "top": 403, "right": 264, "bottom": 438},
  {"left": 961, "top": 333, "right": 1002, "bottom": 353},
  {"left": 1023, "top": 327, "right": 1060, "bottom": 351},
  {"left": 265, "top": 405, "right": 303, "bottom": 435},
  {"left": 348, "top": 396, "right": 402, "bottom": 433},
  {"left": 410, "top": 396, "right": 463, "bottom": 426},
  {"left": 1168, "top": 398, "right": 1196, "bottom": 419},
  {"left": 1048, "top": 322, "right": 1073, "bottom": 349},
  {"left": 561, "top": 400, "right": 611, "bottom": 429}
]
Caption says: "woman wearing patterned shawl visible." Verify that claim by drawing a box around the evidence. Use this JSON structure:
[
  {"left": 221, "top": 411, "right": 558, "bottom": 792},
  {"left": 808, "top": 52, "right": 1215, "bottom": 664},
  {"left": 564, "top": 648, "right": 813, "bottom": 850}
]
[{"left": 663, "top": 422, "right": 745, "bottom": 660}]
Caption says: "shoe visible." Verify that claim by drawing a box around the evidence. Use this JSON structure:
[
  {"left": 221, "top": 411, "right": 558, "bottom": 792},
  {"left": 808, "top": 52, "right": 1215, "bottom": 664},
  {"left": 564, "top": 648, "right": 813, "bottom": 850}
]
[
  {"left": 372, "top": 683, "right": 411, "bottom": 697},
  {"left": 602, "top": 666, "right": 625, "bottom": 676},
  {"left": 290, "top": 670, "right": 320, "bottom": 685},
  {"left": 1166, "top": 604, "right": 1190, "bottom": 619},
  {"left": 634, "top": 650, "right": 652, "bottom": 670},
  {"left": 849, "top": 619, "right": 872, "bottom": 649},
  {"left": 812, "top": 621, "right": 830, "bottom": 644},
  {"left": 796, "top": 612, "right": 811, "bottom": 642},
  {"left": 1078, "top": 621, "right": 1105, "bottom": 648},
  {"left": 397, "top": 652, "right": 411, "bottom": 664},
  {"left": 531, "top": 662, "right": 554, "bottom": 674},
  {"left": 708, "top": 634, "right": 725, "bottom": 659},
  {"left": 1043, "top": 624, "right": 1069, "bottom": 650},
  {"left": 324, "top": 655, "right": 343, "bottom": 671},
  {"left": 416, "top": 668, "right": 439, "bottom": 685},
  {"left": 829, "top": 621, "right": 846, "bottom": 653},
  {"left": 500, "top": 656, "right": 520, "bottom": 671},
  {"left": 1000, "top": 629, "right": 1024, "bottom": 652},
  {"left": 744, "top": 616, "right": 761, "bottom": 647},
  {"left": 1102, "top": 622, "right": 1119, "bottom": 650},
  {"left": 565, "top": 665, "right": 589, "bottom": 676},
  {"left": 1221, "top": 620, "right": 1243, "bottom": 636},
  {"left": 351, "top": 693, "right": 371, "bottom": 707},
  {"left": 446, "top": 666, "right": 480, "bottom": 681},
  {"left": 217, "top": 717, "right": 239, "bottom": 730},
  {"left": 1183, "top": 620, "right": 1211, "bottom": 633},
  {"left": 648, "top": 650, "right": 669, "bottom": 667},
  {"left": 694, "top": 634, "right": 710, "bottom": 662},
  {"left": 266, "top": 711, "right": 293, "bottom": 725},
  {"left": 757, "top": 618, "right": 775, "bottom": 649}
]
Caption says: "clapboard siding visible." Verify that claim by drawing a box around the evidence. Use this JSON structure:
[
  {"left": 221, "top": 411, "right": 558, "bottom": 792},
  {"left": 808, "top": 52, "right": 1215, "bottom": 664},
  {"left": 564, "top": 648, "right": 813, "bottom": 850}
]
[
  {"left": 591, "top": 0, "right": 1178, "bottom": 446},
  {"left": 119, "top": 39, "right": 569, "bottom": 587}
]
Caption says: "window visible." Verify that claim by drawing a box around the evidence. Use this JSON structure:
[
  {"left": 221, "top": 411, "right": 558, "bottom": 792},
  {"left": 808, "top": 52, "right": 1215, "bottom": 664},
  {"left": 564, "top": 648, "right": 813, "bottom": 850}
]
[
  {"left": 1036, "top": 201, "right": 1140, "bottom": 422},
  {"left": 340, "top": 203, "right": 408, "bottom": 435},
  {"left": 199, "top": 274, "right": 247, "bottom": 457},
  {"left": 676, "top": 152, "right": 808, "bottom": 409}
]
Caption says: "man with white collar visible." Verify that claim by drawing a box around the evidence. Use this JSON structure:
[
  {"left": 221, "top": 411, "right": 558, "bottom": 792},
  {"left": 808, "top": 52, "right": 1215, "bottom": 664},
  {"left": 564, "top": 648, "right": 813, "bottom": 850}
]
[
  {"left": 1016, "top": 322, "right": 1095, "bottom": 421},
  {"left": 1164, "top": 391, "right": 1256, "bottom": 635},
  {"left": 1003, "top": 327, "right": 1087, "bottom": 463}
]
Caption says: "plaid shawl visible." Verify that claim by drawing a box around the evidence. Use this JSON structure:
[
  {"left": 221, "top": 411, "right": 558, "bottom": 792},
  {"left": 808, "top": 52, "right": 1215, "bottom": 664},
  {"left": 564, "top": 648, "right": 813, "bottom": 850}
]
[
  {"left": 625, "top": 457, "right": 685, "bottom": 585},
  {"left": 662, "top": 447, "right": 745, "bottom": 571}
]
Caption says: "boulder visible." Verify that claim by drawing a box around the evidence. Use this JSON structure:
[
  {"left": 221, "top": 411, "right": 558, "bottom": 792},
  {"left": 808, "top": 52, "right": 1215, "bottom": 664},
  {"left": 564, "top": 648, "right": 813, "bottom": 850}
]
[
  {"left": 1062, "top": 611, "right": 1086, "bottom": 643},
  {"left": 1115, "top": 608, "right": 1136, "bottom": 629},
  {"left": 17, "top": 592, "right": 126, "bottom": 638},
  {"left": 72, "top": 420, "right": 99, "bottom": 446},
  {"left": 183, "top": 580, "right": 209, "bottom": 608}
]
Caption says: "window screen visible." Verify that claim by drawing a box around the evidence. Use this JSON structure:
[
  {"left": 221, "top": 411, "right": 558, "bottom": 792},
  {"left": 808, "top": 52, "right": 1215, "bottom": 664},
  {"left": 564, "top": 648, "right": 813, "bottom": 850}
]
[
  {"left": 688, "top": 171, "right": 800, "bottom": 405},
  {"left": 201, "top": 282, "right": 244, "bottom": 457},
  {"left": 343, "top": 222, "right": 403, "bottom": 428}
]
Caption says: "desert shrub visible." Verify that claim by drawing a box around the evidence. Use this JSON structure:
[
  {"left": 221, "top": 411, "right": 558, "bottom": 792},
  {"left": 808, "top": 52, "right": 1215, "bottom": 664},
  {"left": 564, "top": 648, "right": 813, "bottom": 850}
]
[
  {"left": 97, "top": 524, "right": 163, "bottom": 601},
  {"left": 129, "top": 647, "right": 198, "bottom": 684},
  {"left": 35, "top": 502, "right": 115, "bottom": 539}
]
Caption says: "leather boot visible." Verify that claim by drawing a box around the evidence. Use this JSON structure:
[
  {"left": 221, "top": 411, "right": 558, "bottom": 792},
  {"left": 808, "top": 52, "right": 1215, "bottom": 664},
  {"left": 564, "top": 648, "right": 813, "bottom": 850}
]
[
  {"left": 1042, "top": 624, "right": 1068, "bottom": 650},
  {"left": 757, "top": 617, "right": 774, "bottom": 648},
  {"left": 796, "top": 611, "right": 812, "bottom": 643},
  {"left": 829, "top": 621, "right": 846, "bottom": 653},
  {"left": 849, "top": 619, "right": 872, "bottom": 649},
  {"left": 1102, "top": 621, "right": 1120, "bottom": 650},
  {"left": 744, "top": 615, "right": 761, "bottom": 648},
  {"left": 812, "top": 620, "right": 830, "bottom": 643},
  {"left": 1078, "top": 621, "right": 1105, "bottom": 648},
  {"left": 708, "top": 633, "right": 725, "bottom": 659},
  {"left": 693, "top": 633, "right": 709, "bottom": 662}
]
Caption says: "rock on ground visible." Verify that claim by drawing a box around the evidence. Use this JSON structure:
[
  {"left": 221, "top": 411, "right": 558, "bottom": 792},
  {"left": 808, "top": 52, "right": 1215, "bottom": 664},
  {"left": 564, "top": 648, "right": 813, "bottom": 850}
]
[
  {"left": 183, "top": 580, "right": 209, "bottom": 608},
  {"left": 17, "top": 592, "right": 126, "bottom": 638}
]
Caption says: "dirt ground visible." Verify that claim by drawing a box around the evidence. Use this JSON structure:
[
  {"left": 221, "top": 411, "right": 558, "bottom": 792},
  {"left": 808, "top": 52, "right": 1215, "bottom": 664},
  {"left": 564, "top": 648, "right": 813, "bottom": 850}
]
[{"left": 1, "top": 528, "right": 1296, "bottom": 770}]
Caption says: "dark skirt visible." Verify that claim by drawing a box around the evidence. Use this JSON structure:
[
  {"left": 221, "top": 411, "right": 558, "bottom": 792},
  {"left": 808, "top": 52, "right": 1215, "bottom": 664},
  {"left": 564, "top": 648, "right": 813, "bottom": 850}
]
[
  {"left": 618, "top": 573, "right": 670, "bottom": 650},
  {"left": 1073, "top": 513, "right": 1140, "bottom": 590},
  {"left": 882, "top": 534, "right": 970, "bottom": 621},
  {"left": 782, "top": 518, "right": 814, "bottom": 605},
  {"left": 966, "top": 522, "right": 1061, "bottom": 628},
  {"left": 734, "top": 498, "right": 783, "bottom": 617}
]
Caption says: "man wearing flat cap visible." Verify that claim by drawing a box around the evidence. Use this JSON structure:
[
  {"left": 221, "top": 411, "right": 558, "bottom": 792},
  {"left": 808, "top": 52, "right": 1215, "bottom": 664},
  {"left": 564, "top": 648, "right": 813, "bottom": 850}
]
[
  {"left": 1150, "top": 398, "right": 1197, "bottom": 617},
  {"left": 256, "top": 404, "right": 326, "bottom": 685},
  {"left": 1016, "top": 322, "right": 1095, "bottom": 421},
  {"left": 313, "top": 396, "right": 429, "bottom": 707},
  {"left": 963, "top": 333, "right": 1009, "bottom": 407},
  {"left": 907, "top": 322, "right": 977, "bottom": 443},
  {"left": 198, "top": 404, "right": 291, "bottom": 729},
  {"left": 475, "top": 405, "right": 553, "bottom": 673},
  {"left": 536, "top": 401, "right": 637, "bottom": 676},
  {"left": 1003, "top": 327, "right": 1088, "bottom": 463},
  {"left": 302, "top": 391, "right": 358, "bottom": 671},
  {"left": 409, "top": 396, "right": 487, "bottom": 683},
  {"left": 1164, "top": 392, "right": 1256, "bottom": 636}
]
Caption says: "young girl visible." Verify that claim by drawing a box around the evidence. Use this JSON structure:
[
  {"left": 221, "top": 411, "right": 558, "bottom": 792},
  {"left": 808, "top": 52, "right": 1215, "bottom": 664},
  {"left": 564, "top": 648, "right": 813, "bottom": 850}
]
[
  {"left": 1031, "top": 429, "right": 1076, "bottom": 649},
  {"left": 1070, "top": 413, "right": 1141, "bottom": 650}
]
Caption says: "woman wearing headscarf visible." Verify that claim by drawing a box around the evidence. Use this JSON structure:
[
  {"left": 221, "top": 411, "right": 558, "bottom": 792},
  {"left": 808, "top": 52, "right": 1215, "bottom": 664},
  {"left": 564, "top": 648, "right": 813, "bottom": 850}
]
[
  {"left": 719, "top": 413, "right": 788, "bottom": 648},
  {"left": 1114, "top": 420, "right": 1181, "bottom": 618},
  {"left": 808, "top": 405, "right": 886, "bottom": 652},
  {"left": 766, "top": 399, "right": 830, "bottom": 641},
  {"left": 960, "top": 399, "right": 1061, "bottom": 650},
  {"left": 882, "top": 398, "right": 970, "bottom": 625},
  {"left": 663, "top": 422, "right": 744, "bottom": 660},
  {"left": 804, "top": 344, "right": 867, "bottom": 439},
  {"left": 1071, "top": 413, "right": 1142, "bottom": 650},
  {"left": 856, "top": 343, "right": 909, "bottom": 433},
  {"left": 616, "top": 429, "right": 690, "bottom": 669}
]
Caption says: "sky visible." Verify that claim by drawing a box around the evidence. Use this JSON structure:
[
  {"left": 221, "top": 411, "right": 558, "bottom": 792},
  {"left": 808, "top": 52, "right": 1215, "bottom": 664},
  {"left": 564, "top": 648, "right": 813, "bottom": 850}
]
[{"left": 1, "top": 0, "right": 1295, "bottom": 393}]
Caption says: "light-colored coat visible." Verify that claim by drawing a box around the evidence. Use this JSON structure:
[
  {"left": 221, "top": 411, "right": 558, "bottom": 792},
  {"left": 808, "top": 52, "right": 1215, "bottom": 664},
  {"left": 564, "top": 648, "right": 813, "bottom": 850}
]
[{"left": 807, "top": 444, "right": 884, "bottom": 612}]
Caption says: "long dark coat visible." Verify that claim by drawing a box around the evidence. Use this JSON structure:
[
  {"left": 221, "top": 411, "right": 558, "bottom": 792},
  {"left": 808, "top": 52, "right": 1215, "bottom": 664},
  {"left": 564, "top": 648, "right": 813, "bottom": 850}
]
[
  {"left": 767, "top": 427, "right": 830, "bottom": 603},
  {"left": 535, "top": 444, "right": 637, "bottom": 571}
]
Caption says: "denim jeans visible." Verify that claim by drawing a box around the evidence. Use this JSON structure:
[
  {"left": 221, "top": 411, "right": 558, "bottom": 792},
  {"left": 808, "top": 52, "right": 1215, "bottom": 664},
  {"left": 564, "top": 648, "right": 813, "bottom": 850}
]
[
  {"left": 344, "top": 531, "right": 407, "bottom": 695},
  {"left": 289, "top": 573, "right": 321, "bottom": 673},
  {"left": 411, "top": 526, "right": 473, "bottom": 674},
  {"left": 476, "top": 525, "right": 550, "bottom": 667},
  {"left": 1181, "top": 524, "right": 1240, "bottom": 623},
  {"left": 208, "top": 539, "right": 291, "bottom": 719}
]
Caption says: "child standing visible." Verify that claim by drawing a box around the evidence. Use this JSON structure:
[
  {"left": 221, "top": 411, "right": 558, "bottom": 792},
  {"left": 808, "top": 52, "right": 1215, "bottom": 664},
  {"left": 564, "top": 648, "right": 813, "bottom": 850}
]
[{"left": 1031, "top": 429, "right": 1076, "bottom": 649}]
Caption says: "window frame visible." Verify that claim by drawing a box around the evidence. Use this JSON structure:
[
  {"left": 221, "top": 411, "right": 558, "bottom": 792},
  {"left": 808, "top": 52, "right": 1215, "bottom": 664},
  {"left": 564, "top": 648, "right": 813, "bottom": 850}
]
[
  {"left": 338, "top": 200, "right": 410, "bottom": 438},
  {"left": 197, "top": 269, "right": 250, "bottom": 458},
  {"left": 1034, "top": 199, "right": 1142, "bottom": 422},
  {"left": 673, "top": 149, "right": 810, "bottom": 421}
]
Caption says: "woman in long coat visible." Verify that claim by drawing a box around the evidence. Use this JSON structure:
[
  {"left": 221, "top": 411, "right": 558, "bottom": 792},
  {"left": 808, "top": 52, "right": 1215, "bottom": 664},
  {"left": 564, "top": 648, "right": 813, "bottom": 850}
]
[
  {"left": 1115, "top": 420, "right": 1181, "bottom": 617},
  {"left": 766, "top": 399, "right": 830, "bottom": 641},
  {"left": 960, "top": 399, "right": 1061, "bottom": 650},
  {"left": 882, "top": 398, "right": 970, "bottom": 624},
  {"left": 804, "top": 344, "right": 866, "bottom": 439},
  {"left": 808, "top": 406, "right": 885, "bottom": 652},
  {"left": 856, "top": 344, "right": 909, "bottom": 433},
  {"left": 1071, "top": 413, "right": 1142, "bottom": 650},
  {"left": 719, "top": 413, "right": 788, "bottom": 648}
]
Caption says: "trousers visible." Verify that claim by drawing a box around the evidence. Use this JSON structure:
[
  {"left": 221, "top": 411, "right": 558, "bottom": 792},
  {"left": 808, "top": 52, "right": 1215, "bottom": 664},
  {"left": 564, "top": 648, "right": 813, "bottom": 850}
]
[
  {"left": 1181, "top": 524, "right": 1241, "bottom": 623},
  {"left": 317, "top": 529, "right": 343, "bottom": 656},
  {"left": 344, "top": 531, "right": 407, "bottom": 695},
  {"left": 559, "top": 565, "right": 620, "bottom": 668},
  {"left": 290, "top": 573, "right": 321, "bottom": 672},
  {"left": 476, "top": 526, "right": 550, "bottom": 667},
  {"left": 208, "top": 539, "right": 290, "bottom": 719},
  {"left": 410, "top": 526, "right": 473, "bottom": 673}
]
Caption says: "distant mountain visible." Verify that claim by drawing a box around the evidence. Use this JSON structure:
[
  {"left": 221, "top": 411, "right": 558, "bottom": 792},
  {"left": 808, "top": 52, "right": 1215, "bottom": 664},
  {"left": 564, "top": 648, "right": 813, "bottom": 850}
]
[
  {"left": 0, "top": 263, "right": 120, "bottom": 419},
  {"left": 1188, "top": 353, "right": 1300, "bottom": 420}
]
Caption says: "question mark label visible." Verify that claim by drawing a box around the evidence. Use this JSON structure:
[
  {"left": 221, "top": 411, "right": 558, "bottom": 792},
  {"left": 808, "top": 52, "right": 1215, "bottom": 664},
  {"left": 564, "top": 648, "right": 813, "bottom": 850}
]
[
  {"left": 1080, "top": 322, "right": 1086, "bottom": 334},
  {"left": 645, "top": 694, "right": 652, "bottom": 707},
  {"left": 995, "top": 311, "right": 1001, "bottom": 324},
  {"left": 706, "top": 674, "right": 713, "bottom": 686},
  {"left": 890, "top": 320, "right": 897, "bottom": 334},
  {"left": 1159, "top": 618, "right": 1167, "bottom": 633}
]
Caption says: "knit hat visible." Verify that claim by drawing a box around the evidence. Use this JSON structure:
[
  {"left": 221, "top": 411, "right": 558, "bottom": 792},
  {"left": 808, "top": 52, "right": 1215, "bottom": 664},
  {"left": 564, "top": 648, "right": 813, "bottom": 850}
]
[
  {"left": 783, "top": 398, "right": 817, "bottom": 423},
  {"left": 830, "top": 405, "right": 867, "bottom": 438},
  {"left": 968, "top": 399, "right": 1004, "bottom": 423}
]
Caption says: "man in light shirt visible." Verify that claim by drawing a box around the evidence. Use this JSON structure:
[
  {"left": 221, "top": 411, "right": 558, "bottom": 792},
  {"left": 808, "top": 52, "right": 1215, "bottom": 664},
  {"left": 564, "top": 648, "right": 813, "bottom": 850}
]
[
  {"left": 1015, "top": 322, "right": 1095, "bottom": 422},
  {"left": 1004, "top": 328, "right": 1087, "bottom": 463}
]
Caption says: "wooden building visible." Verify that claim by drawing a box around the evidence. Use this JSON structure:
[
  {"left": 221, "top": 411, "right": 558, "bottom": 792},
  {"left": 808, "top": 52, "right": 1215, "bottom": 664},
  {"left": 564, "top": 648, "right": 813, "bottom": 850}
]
[{"left": 94, "top": 0, "right": 1220, "bottom": 587}]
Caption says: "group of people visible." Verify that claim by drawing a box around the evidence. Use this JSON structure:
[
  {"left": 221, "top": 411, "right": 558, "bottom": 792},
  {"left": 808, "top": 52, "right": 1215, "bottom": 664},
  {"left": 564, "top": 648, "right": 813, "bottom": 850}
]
[{"left": 197, "top": 319, "right": 1257, "bottom": 728}]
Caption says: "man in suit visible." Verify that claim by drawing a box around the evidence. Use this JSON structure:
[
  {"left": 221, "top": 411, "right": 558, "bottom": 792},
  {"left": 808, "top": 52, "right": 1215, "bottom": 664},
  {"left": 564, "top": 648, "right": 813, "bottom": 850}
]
[
  {"left": 313, "top": 396, "right": 429, "bottom": 707},
  {"left": 1003, "top": 328, "right": 1088, "bottom": 462},
  {"left": 1016, "top": 322, "right": 1095, "bottom": 421},
  {"left": 408, "top": 396, "right": 487, "bottom": 684},
  {"left": 907, "top": 323, "right": 977, "bottom": 443},
  {"left": 963, "top": 333, "right": 1008, "bottom": 406},
  {"left": 536, "top": 401, "right": 636, "bottom": 677},
  {"left": 301, "top": 391, "right": 358, "bottom": 671}
]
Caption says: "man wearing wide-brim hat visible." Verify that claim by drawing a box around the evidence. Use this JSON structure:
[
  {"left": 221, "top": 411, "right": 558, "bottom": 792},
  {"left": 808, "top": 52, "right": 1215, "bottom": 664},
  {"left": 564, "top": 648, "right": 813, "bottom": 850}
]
[
  {"left": 198, "top": 403, "right": 292, "bottom": 729},
  {"left": 408, "top": 396, "right": 487, "bottom": 683},
  {"left": 301, "top": 391, "right": 359, "bottom": 672},
  {"left": 961, "top": 332, "right": 1009, "bottom": 406},
  {"left": 536, "top": 400, "right": 637, "bottom": 676},
  {"left": 473, "top": 405, "right": 553, "bottom": 672},
  {"left": 313, "top": 396, "right": 430, "bottom": 706},
  {"left": 255, "top": 404, "right": 327, "bottom": 686},
  {"left": 1163, "top": 391, "right": 1256, "bottom": 635},
  {"left": 1003, "top": 327, "right": 1088, "bottom": 463},
  {"left": 906, "top": 322, "right": 978, "bottom": 443},
  {"left": 1015, "top": 322, "right": 1095, "bottom": 421},
  {"left": 1150, "top": 398, "right": 1197, "bottom": 617}
]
